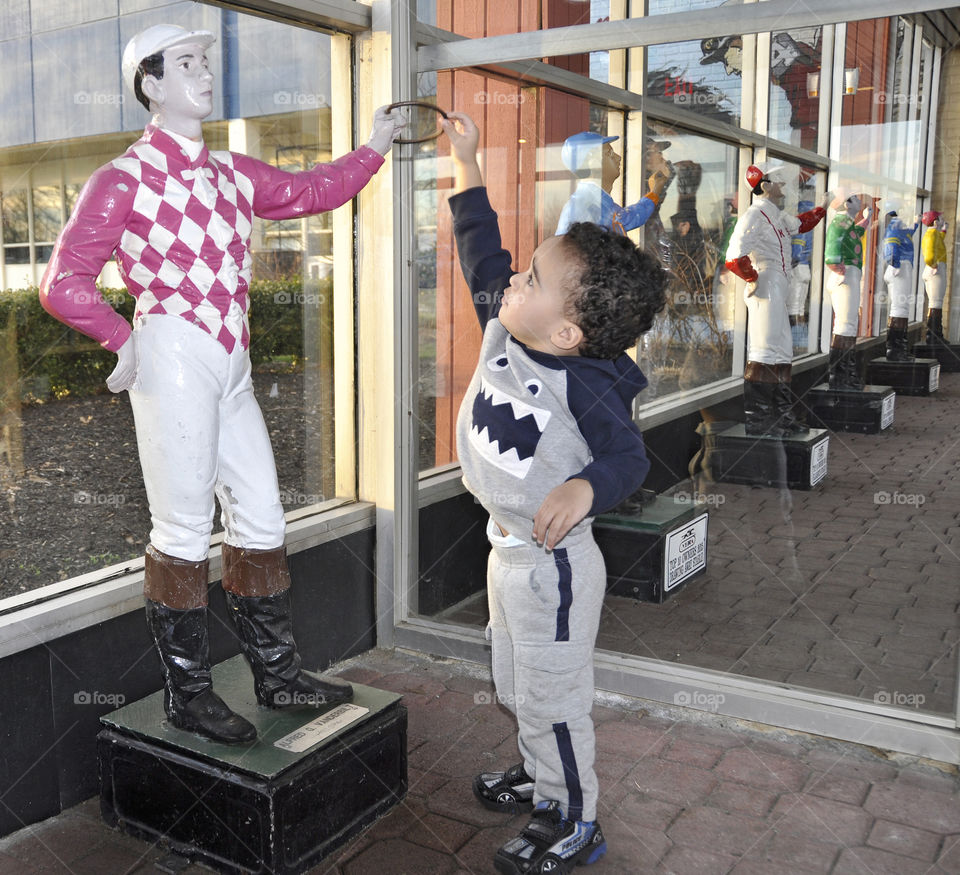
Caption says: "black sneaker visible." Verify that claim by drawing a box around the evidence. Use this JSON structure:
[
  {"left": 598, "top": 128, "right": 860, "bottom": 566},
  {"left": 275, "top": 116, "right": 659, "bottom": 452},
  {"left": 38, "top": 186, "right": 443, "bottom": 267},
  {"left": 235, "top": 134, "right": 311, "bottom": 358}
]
[
  {"left": 494, "top": 800, "right": 606, "bottom": 874},
  {"left": 473, "top": 763, "right": 535, "bottom": 814}
]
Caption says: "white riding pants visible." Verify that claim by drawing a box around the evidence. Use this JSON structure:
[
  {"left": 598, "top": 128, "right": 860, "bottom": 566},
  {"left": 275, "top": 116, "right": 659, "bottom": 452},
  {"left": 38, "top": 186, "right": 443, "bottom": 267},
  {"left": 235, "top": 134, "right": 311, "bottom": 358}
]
[
  {"left": 826, "top": 266, "right": 862, "bottom": 337},
  {"left": 745, "top": 268, "right": 793, "bottom": 364},
  {"left": 128, "top": 312, "right": 286, "bottom": 562}
]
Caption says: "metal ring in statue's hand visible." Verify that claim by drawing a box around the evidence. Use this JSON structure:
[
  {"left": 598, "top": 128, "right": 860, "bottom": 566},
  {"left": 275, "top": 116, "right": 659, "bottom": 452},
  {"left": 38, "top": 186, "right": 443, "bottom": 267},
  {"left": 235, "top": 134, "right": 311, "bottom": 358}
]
[{"left": 386, "top": 101, "right": 449, "bottom": 144}]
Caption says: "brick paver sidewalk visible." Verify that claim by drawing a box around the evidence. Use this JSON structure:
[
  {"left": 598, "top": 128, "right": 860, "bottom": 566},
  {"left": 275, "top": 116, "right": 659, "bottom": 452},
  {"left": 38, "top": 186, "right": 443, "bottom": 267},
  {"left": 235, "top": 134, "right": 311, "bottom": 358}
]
[{"left": 0, "top": 648, "right": 957, "bottom": 874}]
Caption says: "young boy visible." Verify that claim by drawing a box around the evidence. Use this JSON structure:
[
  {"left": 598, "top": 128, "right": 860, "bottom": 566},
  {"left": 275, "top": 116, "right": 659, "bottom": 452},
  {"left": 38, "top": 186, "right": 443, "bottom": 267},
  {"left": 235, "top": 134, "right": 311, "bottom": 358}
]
[{"left": 442, "top": 114, "right": 666, "bottom": 874}]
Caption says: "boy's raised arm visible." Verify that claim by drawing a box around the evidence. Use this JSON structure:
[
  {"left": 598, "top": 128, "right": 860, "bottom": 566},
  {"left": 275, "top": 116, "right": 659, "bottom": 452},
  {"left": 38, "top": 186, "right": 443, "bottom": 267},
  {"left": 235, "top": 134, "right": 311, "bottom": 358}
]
[{"left": 442, "top": 113, "right": 513, "bottom": 328}]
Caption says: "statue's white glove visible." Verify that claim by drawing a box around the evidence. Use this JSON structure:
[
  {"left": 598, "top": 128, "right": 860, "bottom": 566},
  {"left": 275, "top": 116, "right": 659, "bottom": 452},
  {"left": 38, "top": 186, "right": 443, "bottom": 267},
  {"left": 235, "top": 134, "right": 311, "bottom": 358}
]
[
  {"left": 366, "top": 106, "right": 406, "bottom": 155},
  {"left": 106, "top": 335, "right": 138, "bottom": 393}
]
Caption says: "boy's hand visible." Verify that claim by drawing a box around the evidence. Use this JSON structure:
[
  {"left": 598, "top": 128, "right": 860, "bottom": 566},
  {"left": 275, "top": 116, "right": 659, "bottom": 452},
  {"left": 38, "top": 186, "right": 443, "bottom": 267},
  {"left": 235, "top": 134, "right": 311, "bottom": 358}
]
[
  {"left": 533, "top": 478, "right": 594, "bottom": 550},
  {"left": 442, "top": 112, "right": 483, "bottom": 193},
  {"left": 441, "top": 112, "right": 480, "bottom": 163}
]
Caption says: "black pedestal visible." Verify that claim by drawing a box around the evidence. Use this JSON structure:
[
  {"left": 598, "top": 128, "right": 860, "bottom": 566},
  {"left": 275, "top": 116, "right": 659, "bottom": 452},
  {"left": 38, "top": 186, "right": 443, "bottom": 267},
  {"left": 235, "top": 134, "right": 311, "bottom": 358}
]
[
  {"left": 865, "top": 357, "right": 940, "bottom": 395},
  {"left": 912, "top": 343, "right": 960, "bottom": 372},
  {"left": 803, "top": 384, "right": 896, "bottom": 434},
  {"left": 594, "top": 496, "right": 709, "bottom": 602},
  {"left": 98, "top": 656, "right": 406, "bottom": 875},
  {"left": 710, "top": 424, "right": 829, "bottom": 489}
]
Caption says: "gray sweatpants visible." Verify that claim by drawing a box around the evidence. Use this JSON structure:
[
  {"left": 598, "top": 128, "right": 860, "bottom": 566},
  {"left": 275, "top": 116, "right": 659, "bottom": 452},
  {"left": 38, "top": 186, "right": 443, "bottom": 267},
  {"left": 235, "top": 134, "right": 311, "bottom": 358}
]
[{"left": 486, "top": 523, "right": 606, "bottom": 823}]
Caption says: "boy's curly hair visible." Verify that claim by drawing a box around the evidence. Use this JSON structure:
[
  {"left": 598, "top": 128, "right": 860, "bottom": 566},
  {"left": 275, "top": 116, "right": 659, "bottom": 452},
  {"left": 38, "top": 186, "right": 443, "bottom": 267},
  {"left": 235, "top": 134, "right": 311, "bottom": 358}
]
[{"left": 560, "top": 221, "right": 667, "bottom": 360}]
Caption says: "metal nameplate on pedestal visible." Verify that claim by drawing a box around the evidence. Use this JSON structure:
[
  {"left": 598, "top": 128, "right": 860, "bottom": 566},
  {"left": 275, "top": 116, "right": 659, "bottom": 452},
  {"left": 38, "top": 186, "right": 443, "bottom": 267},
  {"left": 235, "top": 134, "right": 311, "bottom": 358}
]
[
  {"left": 274, "top": 704, "right": 371, "bottom": 753},
  {"left": 809, "top": 438, "right": 829, "bottom": 486},
  {"left": 880, "top": 392, "right": 896, "bottom": 430},
  {"left": 663, "top": 512, "right": 709, "bottom": 592}
]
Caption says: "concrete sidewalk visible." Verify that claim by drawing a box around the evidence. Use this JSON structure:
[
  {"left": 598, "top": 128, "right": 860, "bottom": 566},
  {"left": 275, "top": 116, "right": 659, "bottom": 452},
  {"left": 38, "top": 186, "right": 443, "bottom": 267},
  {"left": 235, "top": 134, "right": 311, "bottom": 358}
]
[{"left": 0, "top": 647, "right": 957, "bottom": 874}]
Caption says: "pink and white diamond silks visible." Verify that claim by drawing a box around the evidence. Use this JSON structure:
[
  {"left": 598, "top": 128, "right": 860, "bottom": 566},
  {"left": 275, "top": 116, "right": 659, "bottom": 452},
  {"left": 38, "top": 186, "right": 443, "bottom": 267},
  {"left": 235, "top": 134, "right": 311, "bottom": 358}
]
[
  {"left": 113, "top": 138, "right": 254, "bottom": 353},
  {"left": 40, "top": 124, "right": 384, "bottom": 353}
]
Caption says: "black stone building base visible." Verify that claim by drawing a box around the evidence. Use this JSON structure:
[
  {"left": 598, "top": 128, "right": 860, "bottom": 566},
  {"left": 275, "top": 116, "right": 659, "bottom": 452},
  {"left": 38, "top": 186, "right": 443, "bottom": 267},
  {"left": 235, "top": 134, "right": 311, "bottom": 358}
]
[
  {"left": 866, "top": 357, "right": 940, "bottom": 396},
  {"left": 802, "top": 384, "right": 896, "bottom": 434},
  {"left": 98, "top": 657, "right": 406, "bottom": 875},
  {"left": 912, "top": 343, "right": 960, "bottom": 372},
  {"left": 709, "top": 424, "right": 830, "bottom": 490},
  {"left": 594, "top": 496, "right": 709, "bottom": 602}
]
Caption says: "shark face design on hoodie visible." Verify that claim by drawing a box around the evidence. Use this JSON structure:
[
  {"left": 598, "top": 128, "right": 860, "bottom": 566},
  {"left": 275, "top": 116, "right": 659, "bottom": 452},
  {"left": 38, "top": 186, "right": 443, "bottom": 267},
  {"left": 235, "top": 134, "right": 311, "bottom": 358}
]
[{"left": 469, "top": 375, "right": 552, "bottom": 479}]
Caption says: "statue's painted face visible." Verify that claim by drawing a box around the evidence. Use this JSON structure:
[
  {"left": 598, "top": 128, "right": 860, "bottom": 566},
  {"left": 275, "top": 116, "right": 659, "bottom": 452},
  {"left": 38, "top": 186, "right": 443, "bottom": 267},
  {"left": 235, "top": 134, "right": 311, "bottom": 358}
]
[{"left": 145, "top": 44, "right": 214, "bottom": 123}]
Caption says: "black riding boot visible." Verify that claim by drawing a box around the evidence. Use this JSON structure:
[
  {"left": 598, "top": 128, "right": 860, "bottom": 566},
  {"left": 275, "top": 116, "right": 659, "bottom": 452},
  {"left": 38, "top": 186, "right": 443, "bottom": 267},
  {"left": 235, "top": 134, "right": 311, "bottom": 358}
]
[
  {"left": 221, "top": 544, "right": 353, "bottom": 708},
  {"left": 827, "top": 347, "right": 843, "bottom": 389},
  {"left": 926, "top": 308, "right": 944, "bottom": 345},
  {"left": 743, "top": 362, "right": 783, "bottom": 436},
  {"left": 145, "top": 600, "right": 257, "bottom": 744},
  {"left": 226, "top": 589, "right": 353, "bottom": 708},
  {"left": 830, "top": 335, "right": 863, "bottom": 391},
  {"left": 886, "top": 317, "right": 915, "bottom": 362},
  {"left": 774, "top": 364, "right": 808, "bottom": 435}
]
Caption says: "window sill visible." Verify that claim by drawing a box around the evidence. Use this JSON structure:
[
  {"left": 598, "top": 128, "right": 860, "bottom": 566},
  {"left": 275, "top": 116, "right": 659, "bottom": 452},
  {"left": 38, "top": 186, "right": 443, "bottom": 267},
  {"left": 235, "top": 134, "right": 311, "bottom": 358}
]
[{"left": 0, "top": 501, "right": 376, "bottom": 659}]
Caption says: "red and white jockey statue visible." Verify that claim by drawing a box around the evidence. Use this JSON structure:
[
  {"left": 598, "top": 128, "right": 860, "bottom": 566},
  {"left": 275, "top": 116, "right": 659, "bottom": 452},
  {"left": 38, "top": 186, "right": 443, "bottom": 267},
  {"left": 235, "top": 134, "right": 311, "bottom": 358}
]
[
  {"left": 40, "top": 24, "right": 404, "bottom": 744},
  {"left": 725, "top": 163, "right": 826, "bottom": 436}
]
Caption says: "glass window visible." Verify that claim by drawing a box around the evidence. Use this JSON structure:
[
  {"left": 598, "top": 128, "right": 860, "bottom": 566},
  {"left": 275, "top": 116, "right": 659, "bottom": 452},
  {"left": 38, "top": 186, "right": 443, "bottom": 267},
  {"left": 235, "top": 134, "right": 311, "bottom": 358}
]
[
  {"left": 32, "top": 185, "right": 61, "bottom": 244},
  {"left": 0, "top": 9, "right": 353, "bottom": 598},
  {"left": 767, "top": 27, "right": 822, "bottom": 149},
  {"left": 638, "top": 121, "right": 740, "bottom": 395},
  {"left": 647, "top": 1, "right": 746, "bottom": 128}
]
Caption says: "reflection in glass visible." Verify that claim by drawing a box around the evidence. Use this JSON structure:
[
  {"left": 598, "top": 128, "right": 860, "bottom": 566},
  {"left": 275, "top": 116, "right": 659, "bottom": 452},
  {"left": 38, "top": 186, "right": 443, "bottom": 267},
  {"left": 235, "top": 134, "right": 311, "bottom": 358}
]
[
  {"left": 639, "top": 123, "right": 738, "bottom": 395},
  {"left": 32, "top": 185, "right": 61, "bottom": 243},
  {"left": 648, "top": 1, "right": 743, "bottom": 127},
  {"left": 1, "top": 190, "right": 29, "bottom": 244},
  {"left": 767, "top": 27, "right": 822, "bottom": 149}
]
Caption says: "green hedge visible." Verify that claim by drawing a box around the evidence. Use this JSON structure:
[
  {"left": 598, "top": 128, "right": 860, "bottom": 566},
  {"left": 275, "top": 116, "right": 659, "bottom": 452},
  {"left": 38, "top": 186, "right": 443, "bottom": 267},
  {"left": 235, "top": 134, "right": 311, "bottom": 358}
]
[{"left": 0, "top": 277, "right": 329, "bottom": 403}]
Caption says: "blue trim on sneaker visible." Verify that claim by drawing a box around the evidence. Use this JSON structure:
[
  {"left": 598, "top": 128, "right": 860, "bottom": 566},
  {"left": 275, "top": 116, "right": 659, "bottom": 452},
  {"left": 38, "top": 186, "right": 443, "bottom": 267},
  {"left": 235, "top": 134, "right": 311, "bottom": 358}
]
[
  {"left": 552, "top": 721, "right": 583, "bottom": 822},
  {"left": 553, "top": 547, "right": 572, "bottom": 641}
]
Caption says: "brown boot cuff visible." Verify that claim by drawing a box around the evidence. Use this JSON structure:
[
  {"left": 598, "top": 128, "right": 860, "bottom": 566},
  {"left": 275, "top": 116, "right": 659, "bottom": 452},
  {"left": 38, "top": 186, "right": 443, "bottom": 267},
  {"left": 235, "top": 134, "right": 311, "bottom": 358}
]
[
  {"left": 144, "top": 545, "right": 209, "bottom": 610},
  {"left": 221, "top": 544, "right": 292, "bottom": 597},
  {"left": 744, "top": 361, "right": 779, "bottom": 383},
  {"left": 831, "top": 334, "right": 857, "bottom": 351},
  {"left": 777, "top": 363, "right": 793, "bottom": 382},
  {"left": 889, "top": 316, "right": 908, "bottom": 331}
]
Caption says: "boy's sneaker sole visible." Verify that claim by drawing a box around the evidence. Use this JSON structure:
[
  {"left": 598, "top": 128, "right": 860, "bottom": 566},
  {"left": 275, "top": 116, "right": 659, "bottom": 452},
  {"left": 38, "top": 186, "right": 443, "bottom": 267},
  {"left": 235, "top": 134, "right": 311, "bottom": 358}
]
[
  {"left": 494, "top": 801, "right": 606, "bottom": 874},
  {"left": 473, "top": 763, "right": 535, "bottom": 814}
]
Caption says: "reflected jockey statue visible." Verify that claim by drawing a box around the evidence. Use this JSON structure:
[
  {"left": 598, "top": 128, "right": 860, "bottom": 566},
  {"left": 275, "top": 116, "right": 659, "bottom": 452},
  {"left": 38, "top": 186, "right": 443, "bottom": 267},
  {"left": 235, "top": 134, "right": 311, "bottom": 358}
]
[{"left": 725, "top": 163, "right": 826, "bottom": 436}]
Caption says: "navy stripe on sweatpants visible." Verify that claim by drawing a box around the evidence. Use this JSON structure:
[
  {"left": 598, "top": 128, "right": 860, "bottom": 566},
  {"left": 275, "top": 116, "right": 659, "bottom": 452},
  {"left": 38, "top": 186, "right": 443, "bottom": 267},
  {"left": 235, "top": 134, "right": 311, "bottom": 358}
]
[
  {"left": 552, "top": 721, "right": 583, "bottom": 821},
  {"left": 553, "top": 547, "right": 572, "bottom": 642}
]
